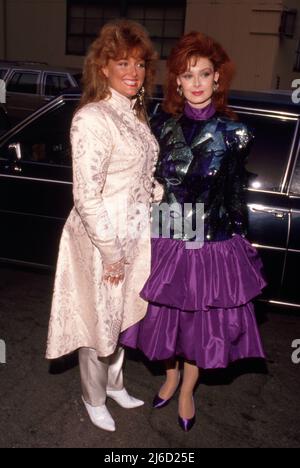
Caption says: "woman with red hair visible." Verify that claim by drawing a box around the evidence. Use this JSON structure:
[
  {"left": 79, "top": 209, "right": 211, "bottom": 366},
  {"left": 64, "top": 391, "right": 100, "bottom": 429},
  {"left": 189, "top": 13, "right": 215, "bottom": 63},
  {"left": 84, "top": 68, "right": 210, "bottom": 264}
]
[{"left": 121, "top": 32, "right": 266, "bottom": 431}]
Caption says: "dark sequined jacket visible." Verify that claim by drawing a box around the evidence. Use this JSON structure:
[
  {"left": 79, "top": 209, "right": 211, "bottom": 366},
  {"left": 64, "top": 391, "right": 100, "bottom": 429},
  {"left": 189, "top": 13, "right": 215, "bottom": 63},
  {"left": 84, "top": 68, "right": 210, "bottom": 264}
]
[{"left": 151, "top": 112, "right": 253, "bottom": 242}]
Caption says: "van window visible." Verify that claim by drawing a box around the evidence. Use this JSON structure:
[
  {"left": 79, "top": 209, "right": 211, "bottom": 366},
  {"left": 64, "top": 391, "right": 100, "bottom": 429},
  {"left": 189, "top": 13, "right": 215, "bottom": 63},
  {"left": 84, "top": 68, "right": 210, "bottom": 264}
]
[
  {"left": 6, "top": 71, "right": 39, "bottom": 94},
  {"left": 45, "top": 73, "right": 72, "bottom": 96},
  {"left": 72, "top": 73, "right": 82, "bottom": 87},
  {"left": 290, "top": 154, "right": 300, "bottom": 196},
  {"left": 236, "top": 112, "right": 297, "bottom": 192}
]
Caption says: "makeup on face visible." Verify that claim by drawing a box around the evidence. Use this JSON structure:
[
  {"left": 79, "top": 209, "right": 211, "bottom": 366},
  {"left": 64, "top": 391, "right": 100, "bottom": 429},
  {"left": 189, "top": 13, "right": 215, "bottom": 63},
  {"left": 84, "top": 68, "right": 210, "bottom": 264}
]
[
  {"left": 102, "top": 54, "right": 146, "bottom": 98},
  {"left": 177, "top": 57, "right": 219, "bottom": 109}
]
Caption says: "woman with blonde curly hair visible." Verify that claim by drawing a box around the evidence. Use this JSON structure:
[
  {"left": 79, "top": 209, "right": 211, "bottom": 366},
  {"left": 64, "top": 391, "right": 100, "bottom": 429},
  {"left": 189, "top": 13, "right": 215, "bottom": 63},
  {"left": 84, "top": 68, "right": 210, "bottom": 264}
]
[
  {"left": 46, "top": 20, "right": 161, "bottom": 432},
  {"left": 121, "top": 31, "right": 266, "bottom": 431}
]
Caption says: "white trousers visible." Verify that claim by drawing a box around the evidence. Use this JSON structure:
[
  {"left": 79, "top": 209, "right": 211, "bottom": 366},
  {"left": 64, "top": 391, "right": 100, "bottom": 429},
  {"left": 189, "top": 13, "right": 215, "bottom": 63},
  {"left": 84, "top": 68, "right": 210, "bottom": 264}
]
[{"left": 79, "top": 346, "right": 124, "bottom": 407}]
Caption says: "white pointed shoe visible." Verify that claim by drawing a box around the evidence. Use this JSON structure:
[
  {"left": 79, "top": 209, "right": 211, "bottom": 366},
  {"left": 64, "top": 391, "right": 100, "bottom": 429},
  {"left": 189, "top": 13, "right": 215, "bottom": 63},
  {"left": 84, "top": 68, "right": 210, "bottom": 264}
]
[
  {"left": 106, "top": 388, "right": 144, "bottom": 409},
  {"left": 81, "top": 396, "right": 116, "bottom": 432}
]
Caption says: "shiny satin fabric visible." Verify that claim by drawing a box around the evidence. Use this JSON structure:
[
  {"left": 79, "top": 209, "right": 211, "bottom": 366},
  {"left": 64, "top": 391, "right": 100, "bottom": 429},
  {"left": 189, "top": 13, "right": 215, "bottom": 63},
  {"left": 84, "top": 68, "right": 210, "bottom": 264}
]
[
  {"left": 121, "top": 302, "right": 265, "bottom": 369},
  {"left": 79, "top": 347, "right": 124, "bottom": 407},
  {"left": 120, "top": 236, "right": 266, "bottom": 369},
  {"left": 140, "top": 235, "right": 267, "bottom": 311}
]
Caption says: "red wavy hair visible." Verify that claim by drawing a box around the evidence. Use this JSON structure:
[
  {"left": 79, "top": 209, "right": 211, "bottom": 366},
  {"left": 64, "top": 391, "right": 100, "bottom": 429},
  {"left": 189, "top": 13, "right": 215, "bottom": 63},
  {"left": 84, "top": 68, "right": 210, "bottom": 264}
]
[
  {"left": 163, "top": 32, "right": 236, "bottom": 117},
  {"left": 79, "top": 20, "right": 157, "bottom": 120}
]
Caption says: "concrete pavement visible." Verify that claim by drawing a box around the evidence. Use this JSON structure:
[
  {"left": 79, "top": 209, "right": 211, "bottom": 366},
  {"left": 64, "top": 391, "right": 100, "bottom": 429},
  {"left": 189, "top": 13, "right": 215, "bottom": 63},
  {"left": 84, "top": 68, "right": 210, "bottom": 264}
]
[{"left": 0, "top": 266, "right": 299, "bottom": 448}]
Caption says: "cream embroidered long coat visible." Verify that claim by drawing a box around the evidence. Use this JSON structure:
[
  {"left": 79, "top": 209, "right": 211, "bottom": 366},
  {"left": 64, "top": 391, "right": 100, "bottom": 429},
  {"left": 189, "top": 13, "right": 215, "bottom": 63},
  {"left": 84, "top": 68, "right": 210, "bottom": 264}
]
[{"left": 46, "top": 89, "right": 160, "bottom": 359}]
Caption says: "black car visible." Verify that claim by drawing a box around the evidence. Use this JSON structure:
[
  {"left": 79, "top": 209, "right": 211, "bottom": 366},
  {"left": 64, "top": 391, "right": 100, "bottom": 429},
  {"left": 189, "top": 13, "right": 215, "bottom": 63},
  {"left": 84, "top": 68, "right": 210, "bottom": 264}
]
[
  {"left": 0, "top": 104, "right": 11, "bottom": 135},
  {"left": 0, "top": 91, "right": 299, "bottom": 309}
]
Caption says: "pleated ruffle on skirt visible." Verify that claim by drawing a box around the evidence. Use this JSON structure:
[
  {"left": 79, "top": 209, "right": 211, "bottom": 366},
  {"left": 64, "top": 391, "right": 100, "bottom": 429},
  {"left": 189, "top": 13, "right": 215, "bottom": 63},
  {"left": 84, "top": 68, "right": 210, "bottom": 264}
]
[{"left": 120, "top": 235, "right": 266, "bottom": 369}]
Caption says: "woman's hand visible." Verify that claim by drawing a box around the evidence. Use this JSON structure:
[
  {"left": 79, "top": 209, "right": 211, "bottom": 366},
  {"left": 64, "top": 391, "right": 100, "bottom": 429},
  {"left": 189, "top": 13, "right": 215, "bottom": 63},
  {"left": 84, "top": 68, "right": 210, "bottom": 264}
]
[{"left": 103, "top": 257, "right": 126, "bottom": 286}]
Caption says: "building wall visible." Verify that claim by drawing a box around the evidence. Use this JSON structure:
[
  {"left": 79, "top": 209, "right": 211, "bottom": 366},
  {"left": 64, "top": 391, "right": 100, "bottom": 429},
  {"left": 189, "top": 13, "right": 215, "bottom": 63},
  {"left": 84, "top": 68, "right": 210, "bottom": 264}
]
[
  {"left": 186, "top": 0, "right": 284, "bottom": 90},
  {"left": 0, "top": 0, "right": 298, "bottom": 90},
  {"left": 0, "top": 0, "right": 168, "bottom": 82},
  {"left": 273, "top": 0, "right": 300, "bottom": 90},
  {"left": 2, "top": 0, "right": 83, "bottom": 68},
  {"left": 0, "top": 0, "right": 168, "bottom": 80},
  {"left": 0, "top": 0, "right": 5, "bottom": 58}
]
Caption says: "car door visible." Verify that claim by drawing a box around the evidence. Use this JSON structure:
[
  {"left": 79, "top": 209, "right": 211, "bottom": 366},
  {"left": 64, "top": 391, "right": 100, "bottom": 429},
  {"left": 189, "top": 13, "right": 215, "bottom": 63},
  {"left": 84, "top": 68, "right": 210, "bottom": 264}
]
[
  {"left": 5, "top": 69, "right": 42, "bottom": 124},
  {"left": 281, "top": 135, "right": 300, "bottom": 306},
  {"left": 0, "top": 98, "right": 77, "bottom": 267},
  {"left": 233, "top": 108, "right": 299, "bottom": 300}
]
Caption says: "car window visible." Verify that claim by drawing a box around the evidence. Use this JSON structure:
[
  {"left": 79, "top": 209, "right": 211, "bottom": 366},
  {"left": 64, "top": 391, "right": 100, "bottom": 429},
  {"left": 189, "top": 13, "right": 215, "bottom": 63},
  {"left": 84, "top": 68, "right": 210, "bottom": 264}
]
[
  {"left": 0, "top": 69, "right": 8, "bottom": 79},
  {"left": 236, "top": 112, "right": 298, "bottom": 192},
  {"left": 72, "top": 73, "right": 82, "bottom": 87},
  {"left": 1, "top": 101, "right": 77, "bottom": 166},
  {"left": 290, "top": 153, "right": 300, "bottom": 196},
  {"left": 45, "top": 73, "right": 72, "bottom": 96},
  {"left": 6, "top": 71, "right": 39, "bottom": 94}
]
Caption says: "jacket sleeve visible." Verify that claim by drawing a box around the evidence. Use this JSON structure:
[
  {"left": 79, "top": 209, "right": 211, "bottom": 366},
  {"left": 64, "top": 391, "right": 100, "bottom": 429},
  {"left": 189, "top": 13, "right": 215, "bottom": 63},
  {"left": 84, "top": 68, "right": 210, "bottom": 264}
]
[
  {"left": 226, "top": 124, "right": 254, "bottom": 237},
  {"left": 71, "top": 108, "right": 124, "bottom": 264}
]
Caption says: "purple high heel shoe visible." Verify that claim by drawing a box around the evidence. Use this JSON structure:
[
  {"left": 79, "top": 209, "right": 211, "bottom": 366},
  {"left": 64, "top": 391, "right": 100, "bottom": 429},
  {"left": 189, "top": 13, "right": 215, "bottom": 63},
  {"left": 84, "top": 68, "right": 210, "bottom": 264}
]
[
  {"left": 178, "top": 414, "right": 196, "bottom": 432},
  {"left": 152, "top": 377, "right": 181, "bottom": 409},
  {"left": 178, "top": 396, "right": 196, "bottom": 432},
  {"left": 152, "top": 393, "right": 173, "bottom": 409}
]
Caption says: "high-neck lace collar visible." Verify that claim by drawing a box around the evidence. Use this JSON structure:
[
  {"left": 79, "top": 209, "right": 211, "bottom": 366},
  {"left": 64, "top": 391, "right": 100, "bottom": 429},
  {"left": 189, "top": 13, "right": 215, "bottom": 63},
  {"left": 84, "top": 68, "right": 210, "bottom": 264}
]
[{"left": 108, "top": 87, "right": 137, "bottom": 111}]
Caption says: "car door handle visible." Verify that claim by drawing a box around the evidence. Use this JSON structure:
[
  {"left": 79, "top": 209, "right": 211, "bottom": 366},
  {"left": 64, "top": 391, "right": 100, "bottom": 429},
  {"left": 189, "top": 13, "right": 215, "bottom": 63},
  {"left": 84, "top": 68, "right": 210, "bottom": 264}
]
[
  {"left": 12, "top": 164, "right": 22, "bottom": 173},
  {"left": 249, "top": 205, "right": 288, "bottom": 218},
  {"left": 7, "top": 143, "right": 22, "bottom": 173}
]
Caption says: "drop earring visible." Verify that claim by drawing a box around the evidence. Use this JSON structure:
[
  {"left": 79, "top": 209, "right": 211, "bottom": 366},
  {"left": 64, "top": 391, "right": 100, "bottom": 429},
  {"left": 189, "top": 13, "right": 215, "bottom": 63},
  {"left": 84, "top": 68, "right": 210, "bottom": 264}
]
[
  {"left": 177, "top": 85, "right": 183, "bottom": 97},
  {"left": 213, "top": 81, "right": 219, "bottom": 92},
  {"left": 137, "top": 86, "right": 145, "bottom": 106}
]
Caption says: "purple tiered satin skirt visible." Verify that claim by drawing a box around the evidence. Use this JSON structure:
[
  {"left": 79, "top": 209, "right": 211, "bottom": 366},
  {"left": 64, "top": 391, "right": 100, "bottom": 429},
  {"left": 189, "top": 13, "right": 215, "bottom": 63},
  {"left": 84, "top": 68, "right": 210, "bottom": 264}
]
[{"left": 120, "top": 235, "right": 266, "bottom": 369}]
